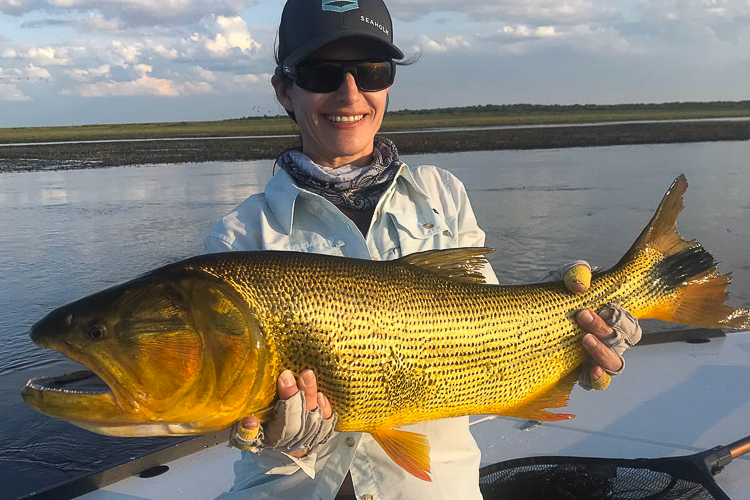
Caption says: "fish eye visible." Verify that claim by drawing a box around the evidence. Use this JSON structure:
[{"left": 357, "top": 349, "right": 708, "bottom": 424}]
[{"left": 87, "top": 324, "right": 106, "bottom": 341}]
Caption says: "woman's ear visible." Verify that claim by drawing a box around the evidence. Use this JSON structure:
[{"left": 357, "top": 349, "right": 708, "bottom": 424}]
[{"left": 272, "top": 75, "right": 294, "bottom": 112}]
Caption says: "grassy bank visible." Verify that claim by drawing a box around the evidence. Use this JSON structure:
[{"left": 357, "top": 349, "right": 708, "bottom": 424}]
[
  {"left": 2, "top": 101, "right": 750, "bottom": 144},
  {"left": 2, "top": 120, "right": 748, "bottom": 173}
]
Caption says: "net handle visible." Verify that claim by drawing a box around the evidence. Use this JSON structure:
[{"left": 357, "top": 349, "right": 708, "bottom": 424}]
[
  {"left": 728, "top": 434, "right": 750, "bottom": 459},
  {"left": 702, "top": 433, "right": 750, "bottom": 476}
]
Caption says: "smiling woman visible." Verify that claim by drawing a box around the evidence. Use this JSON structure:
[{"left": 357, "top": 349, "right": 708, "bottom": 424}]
[{"left": 200, "top": 1, "right": 641, "bottom": 500}]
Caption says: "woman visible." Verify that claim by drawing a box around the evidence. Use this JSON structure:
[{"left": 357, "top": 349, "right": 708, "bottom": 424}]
[{"left": 205, "top": 0, "right": 640, "bottom": 498}]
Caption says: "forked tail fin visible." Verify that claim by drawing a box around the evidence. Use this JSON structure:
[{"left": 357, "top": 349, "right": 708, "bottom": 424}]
[{"left": 619, "top": 174, "right": 749, "bottom": 329}]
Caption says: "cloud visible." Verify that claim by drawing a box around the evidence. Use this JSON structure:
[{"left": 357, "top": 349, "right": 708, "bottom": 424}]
[
  {"left": 0, "top": 82, "right": 32, "bottom": 101},
  {"left": 476, "top": 22, "right": 636, "bottom": 56},
  {"left": 64, "top": 63, "right": 212, "bottom": 97},
  {"left": 108, "top": 40, "right": 141, "bottom": 65},
  {"left": 190, "top": 65, "right": 271, "bottom": 90},
  {"left": 414, "top": 34, "right": 470, "bottom": 53},
  {"left": 634, "top": 0, "right": 750, "bottom": 40},
  {"left": 493, "top": 25, "right": 559, "bottom": 41},
  {"left": 197, "top": 15, "right": 261, "bottom": 55},
  {"left": 65, "top": 64, "right": 111, "bottom": 82},
  {"left": 0, "top": 0, "right": 246, "bottom": 27},
  {"left": 387, "top": 0, "right": 617, "bottom": 25},
  {"left": 24, "top": 46, "right": 75, "bottom": 65}
]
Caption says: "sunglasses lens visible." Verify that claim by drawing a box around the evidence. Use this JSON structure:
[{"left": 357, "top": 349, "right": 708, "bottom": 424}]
[
  {"left": 294, "top": 61, "right": 394, "bottom": 93},
  {"left": 356, "top": 61, "right": 394, "bottom": 91},
  {"left": 295, "top": 63, "right": 344, "bottom": 93}
]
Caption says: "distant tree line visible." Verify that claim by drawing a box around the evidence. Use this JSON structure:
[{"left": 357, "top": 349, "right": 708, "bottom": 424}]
[
  {"left": 232, "top": 101, "right": 750, "bottom": 120},
  {"left": 388, "top": 101, "right": 750, "bottom": 116}
]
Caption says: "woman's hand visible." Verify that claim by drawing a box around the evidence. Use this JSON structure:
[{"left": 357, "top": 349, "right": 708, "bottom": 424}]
[
  {"left": 549, "top": 261, "right": 642, "bottom": 389},
  {"left": 576, "top": 305, "right": 642, "bottom": 390},
  {"left": 232, "top": 369, "right": 337, "bottom": 457}
]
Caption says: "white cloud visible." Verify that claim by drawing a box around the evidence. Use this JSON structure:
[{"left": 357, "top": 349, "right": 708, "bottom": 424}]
[
  {"left": 193, "top": 65, "right": 216, "bottom": 81},
  {"left": 387, "top": 0, "right": 614, "bottom": 25},
  {"left": 636, "top": 0, "right": 750, "bottom": 24},
  {"left": 23, "top": 63, "right": 52, "bottom": 78},
  {"left": 24, "top": 46, "right": 75, "bottom": 65},
  {"left": 0, "top": 82, "right": 32, "bottom": 101},
  {"left": 66, "top": 64, "right": 111, "bottom": 82},
  {"left": 0, "top": 63, "right": 52, "bottom": 79},
  {"left": 232, "top": 72, "right": 271, "bottom": 86},
  {"left": 108, "top": 40, "right": 141, "bottom": 65},
  {"left": 496, "top": 25, "right": 559, "bottom": 40},
  {"left": 0, "top": 0, "right": 246, "bottom": 27},
  {"left": 189, "top": 66, "right": 270, "bottom": 89},
  {"left": 66, "top": 63, "right": 212, "bottom": 97},
  {"left": 414, "top": 34, "right": 470, "bottom": 53},
  {"left": 78, "top": 12, "right": 122, "bottom": 31},
  {"left": 198, "top": 15, "right": 261, "bottom": 55},
  {"left": 2, "top": 48, "right": 19, "bottom": 58},
  {"left": 153, "top": 43, "right": 179, "bottom": 60}
]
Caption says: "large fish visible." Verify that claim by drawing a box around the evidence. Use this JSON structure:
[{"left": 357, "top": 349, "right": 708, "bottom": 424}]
[{"left": 22, "top": 175, "right": 749, "bottom": 481}]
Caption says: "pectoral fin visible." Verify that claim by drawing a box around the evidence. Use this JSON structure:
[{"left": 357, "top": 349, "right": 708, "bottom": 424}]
[
  {"left": 370, "top": 428, "right": 432, "bottom": 481},
  {"left": 497, "top": 369, "right": 579, "bottom": 422}
]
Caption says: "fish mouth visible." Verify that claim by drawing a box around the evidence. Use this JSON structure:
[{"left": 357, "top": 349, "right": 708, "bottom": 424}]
[
  {"left": 25, "top": 370, "right": 112, "bottom": 396},
  {"left": 22, "top": 367, "right": 126, "bottom": 427}
]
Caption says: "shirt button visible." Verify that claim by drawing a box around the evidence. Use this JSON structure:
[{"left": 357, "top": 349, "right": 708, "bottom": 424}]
[
  {"left": 443, "top": 230, "right": 450, "bottom": 236},
  {"left": 362, "top": 495, "right": 374, "bottom": 500},
  {"left": 345, "top": 436, "right": 355, "bottom": 447},
  {"left": 423, "top": 223, "right": 434, "bottom": 229}
]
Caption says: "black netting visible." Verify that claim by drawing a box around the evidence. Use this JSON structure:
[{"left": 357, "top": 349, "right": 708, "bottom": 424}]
[{"left": 479, "top": 455, "right": 731, "bottom": 500}]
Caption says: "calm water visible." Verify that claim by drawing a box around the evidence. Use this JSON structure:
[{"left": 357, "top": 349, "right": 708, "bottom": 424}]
[{"left": 1, "top": 141, "right": 749, "bottom": 499}]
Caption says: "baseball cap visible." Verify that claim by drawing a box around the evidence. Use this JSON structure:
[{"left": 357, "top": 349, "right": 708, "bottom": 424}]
[{"left": 277, "top": 0, "right": 404, "bottom": 72}]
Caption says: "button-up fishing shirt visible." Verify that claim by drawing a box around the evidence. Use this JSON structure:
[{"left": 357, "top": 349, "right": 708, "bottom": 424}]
[{"left": 205, "top": 162, "right": 499, "bottom": 500}]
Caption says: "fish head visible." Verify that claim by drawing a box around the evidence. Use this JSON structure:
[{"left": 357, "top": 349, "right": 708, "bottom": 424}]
[{"left": 22, "top": 266, "right": 275, "bottom": 436}]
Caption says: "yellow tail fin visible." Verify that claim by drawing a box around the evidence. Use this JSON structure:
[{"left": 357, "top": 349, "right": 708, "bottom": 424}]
[{"left": 621, "top": 174, "right": 749, "bottom": 329}]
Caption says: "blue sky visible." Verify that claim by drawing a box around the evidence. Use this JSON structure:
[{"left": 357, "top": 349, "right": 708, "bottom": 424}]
[{"left": 1, "top": 0, "right": 749, "bottom": 127}]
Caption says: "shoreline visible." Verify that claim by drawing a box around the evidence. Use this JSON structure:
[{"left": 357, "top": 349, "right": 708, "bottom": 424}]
[{"left": 1, "top": 119, "right": 748, "bottom": 173}]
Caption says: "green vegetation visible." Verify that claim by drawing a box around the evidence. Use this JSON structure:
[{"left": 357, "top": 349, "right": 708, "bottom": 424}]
[
  {"left": 1, "top": 101, "right": 749, "bottom": 144},
  {"left": 2, "top": 101, "right": 748, "bottom": 173}
]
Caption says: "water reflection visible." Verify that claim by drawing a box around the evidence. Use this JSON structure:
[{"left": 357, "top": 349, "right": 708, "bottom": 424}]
[{"left": 0, "top": 142, "right": 748, "bottom": 499}]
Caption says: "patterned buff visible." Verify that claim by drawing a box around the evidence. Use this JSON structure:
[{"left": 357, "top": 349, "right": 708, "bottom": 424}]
[{"left": 277, "top": 137, "right": 403, "bottom": 210}]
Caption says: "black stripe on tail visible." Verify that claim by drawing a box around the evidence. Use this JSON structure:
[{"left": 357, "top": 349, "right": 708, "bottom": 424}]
[{"left": 655, "top": 244, "right": 716, "bottom": 289}]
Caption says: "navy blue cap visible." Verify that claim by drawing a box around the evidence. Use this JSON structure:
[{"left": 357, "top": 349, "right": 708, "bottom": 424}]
[{"left": 277, "top": 0, "right": 404, "bottom": 72}]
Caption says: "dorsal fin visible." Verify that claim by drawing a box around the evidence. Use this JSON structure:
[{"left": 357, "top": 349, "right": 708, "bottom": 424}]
[{"left": 397, "top": 248, "right": 494, "bottom": 284}]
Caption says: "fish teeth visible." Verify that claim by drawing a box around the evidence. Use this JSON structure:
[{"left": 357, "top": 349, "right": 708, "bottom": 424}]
[{"left": 325, "top": 114, "right": 364, "bottom": 123}]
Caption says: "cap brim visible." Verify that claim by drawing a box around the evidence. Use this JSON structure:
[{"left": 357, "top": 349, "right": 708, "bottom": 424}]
[{"left": 282, "top": 32, "right": 404, "bottom": 68}]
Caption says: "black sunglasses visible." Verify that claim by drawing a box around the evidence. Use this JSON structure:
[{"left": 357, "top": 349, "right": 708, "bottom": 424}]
[{"left": 283, "top": 59, "right": 396, "bottom": 93}]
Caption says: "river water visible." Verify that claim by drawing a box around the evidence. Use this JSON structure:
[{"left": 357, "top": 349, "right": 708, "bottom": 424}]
[{"left": 0, "top": 141, "right": 748, "bottom": 499}]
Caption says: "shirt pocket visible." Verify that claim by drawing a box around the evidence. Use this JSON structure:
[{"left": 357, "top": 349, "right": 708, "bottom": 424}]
[{"left": 387, "top": 212, "right": 456, "bottom": 256}]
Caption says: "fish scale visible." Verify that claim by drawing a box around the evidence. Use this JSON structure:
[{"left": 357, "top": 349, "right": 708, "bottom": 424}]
[{"left": 193, "top": 252, "right": 611, "bottom": 431}]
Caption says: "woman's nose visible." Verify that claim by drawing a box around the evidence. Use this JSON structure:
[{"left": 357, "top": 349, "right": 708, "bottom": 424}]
[{"left": 335, "top": 72, "right": 360, "bottom": 101}]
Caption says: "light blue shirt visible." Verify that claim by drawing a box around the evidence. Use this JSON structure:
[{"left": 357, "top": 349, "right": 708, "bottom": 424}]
[{"left": 205, "top": 163, "right": 498, "bottom": 500}]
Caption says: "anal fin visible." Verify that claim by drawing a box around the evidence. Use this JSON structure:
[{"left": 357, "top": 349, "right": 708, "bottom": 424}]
[
  {"left": 497, "top": 369, "right": 579, "bottom": 422},
  {"left": 370, "top": 428, "right": 432, "bottom": 481}
]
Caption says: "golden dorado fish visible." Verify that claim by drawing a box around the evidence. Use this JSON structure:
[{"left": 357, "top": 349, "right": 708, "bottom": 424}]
[{"left": 22, "top": 175, "right": 750, "bottom": 481}]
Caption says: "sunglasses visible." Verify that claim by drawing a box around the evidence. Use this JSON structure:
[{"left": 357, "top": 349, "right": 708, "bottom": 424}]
[{"left": 284, "top": 59, "right": 396, "bottom": 93}]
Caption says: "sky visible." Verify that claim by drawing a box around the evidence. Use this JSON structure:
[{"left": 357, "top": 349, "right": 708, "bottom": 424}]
[{"left": 0, "top": 0, "right": 749, "bottom": 127}]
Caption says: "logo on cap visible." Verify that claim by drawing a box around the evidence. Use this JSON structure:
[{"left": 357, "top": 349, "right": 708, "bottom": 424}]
[{"left": 322, "top": 0, "right": 359, "bottom": 13}]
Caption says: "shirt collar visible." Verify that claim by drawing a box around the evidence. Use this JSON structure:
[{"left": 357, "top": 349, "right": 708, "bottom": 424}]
[
  {"left": 265, "top": 168, "right": 300, "bottom": 235},
  {"left": 265, "top": 162, "right": 432, "bottom": 235}
]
